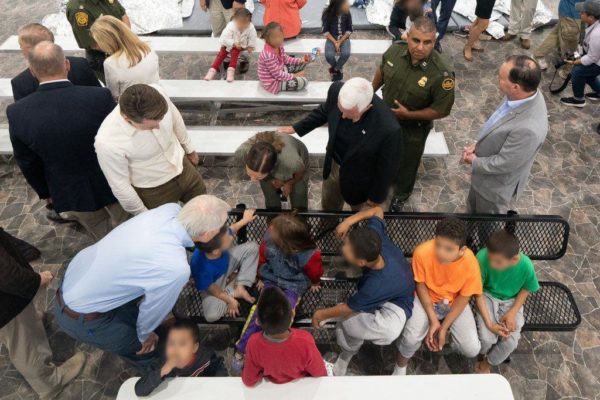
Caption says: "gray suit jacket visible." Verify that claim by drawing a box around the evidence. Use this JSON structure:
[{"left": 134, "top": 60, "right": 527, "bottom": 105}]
[{"left": 471, "top": 91, "right": 548, "bottom": 206}]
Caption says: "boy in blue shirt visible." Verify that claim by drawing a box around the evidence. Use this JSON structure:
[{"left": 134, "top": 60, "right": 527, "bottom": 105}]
[
  {"left": 311, "top": 206, "right": 415, "bottom": 376},
  {"left": 191, "top": 209, "right": 259, "bottom": 322}
]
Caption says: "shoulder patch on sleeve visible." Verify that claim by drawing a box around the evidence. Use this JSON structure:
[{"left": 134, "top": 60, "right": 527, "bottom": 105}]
[
  {"left": 442, "top": 77, "right": 455, "bottom": 91},
  {"left": 75, "top": 11, "right": 89, "bottom": 27}
]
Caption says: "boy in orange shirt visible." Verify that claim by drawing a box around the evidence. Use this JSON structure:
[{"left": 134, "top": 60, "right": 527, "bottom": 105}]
[{"left": 393, "top": 218, "right": 482, "bottom": 375}]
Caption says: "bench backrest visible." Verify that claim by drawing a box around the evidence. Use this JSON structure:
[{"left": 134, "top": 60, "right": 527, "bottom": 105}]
[{"left": 228, "top": 209, "right": 570, "bottom": 261}]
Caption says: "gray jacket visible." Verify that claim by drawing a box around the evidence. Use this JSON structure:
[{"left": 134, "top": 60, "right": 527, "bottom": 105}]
[{"left": 471, "top": 91, "right": 548, "bottom": 206}]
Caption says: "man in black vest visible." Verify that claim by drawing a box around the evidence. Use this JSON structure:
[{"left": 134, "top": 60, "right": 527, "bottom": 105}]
[
  {"left": 7, "top": 41, "right": 127, "bottom": 241},
  {"left": 280, "top": 78, "right": 401, "bottom": 210}
]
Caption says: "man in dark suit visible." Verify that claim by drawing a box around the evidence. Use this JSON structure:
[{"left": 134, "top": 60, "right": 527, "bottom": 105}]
[
  {"left": 0, "top": 228, "right": 86, "bottom": 399},
  {"left": 280, "top": 78, "right": 401, "bottom": 210},
  {"left": 7, "top": 41, "right": 127, "bottom": 241},
  {"left": 11, "top": 23, "right": 99, "bottom": 102}
]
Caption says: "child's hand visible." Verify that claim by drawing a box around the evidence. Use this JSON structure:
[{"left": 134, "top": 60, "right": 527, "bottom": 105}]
[
  {"left": 487, "top": 322, "right": 510, "bottom": 338},
  {"left": 248, "top": 47, "right": 255, "bottom": 53},
  {"left": 310, "top": 283, "right": 321, "bottom": 292},
  {"left": 294, "top": 71, "right": 305, "bottom": 78},
  {"left": 227, "top": 297, "right": 241, "bottom": 318},
  {"left": 256, "top": 280, "right": 265, "bottom": 292},
  {"left": 271, "top": 178, "right": 285, "bottom": 189},
  {"left": 311, "top": 309, "right": 326, "bottom": 329},
  {"left": 302, "top": 54, "right": 311, "bottom": 64},
  {"left": 335, "top": 221, "right": 350, "bottom": 239},
  {"left": 199, "top": 0, "right": 208, "bottom": 12},
  {"left": 425, "top": 319, "right": 441, "bottom": 351},
  {"left": 234, "top": 43, "right": 242, "bottom": 49},
  {"left": 282, "top": 181, "right": 294, "bottom": 198},
  {"left": 160, "top": 359, "right": 177, "bottom": 377},
  {"left": 435, "top": 326, "right": 448, "bottom": 351},
  {"left": 242, "top": 209, "right": 257, "bottom": 224},
  {"left": 500, "top": 311, "right": 517, "bottom": 332},
  {"left": 335, "top": 41, "right": 341, "bottom": 54}
]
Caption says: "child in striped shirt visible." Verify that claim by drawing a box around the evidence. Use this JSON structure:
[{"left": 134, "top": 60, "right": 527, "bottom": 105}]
[{"left": 258, "top": 22, "right": 312, "bottom": 94}]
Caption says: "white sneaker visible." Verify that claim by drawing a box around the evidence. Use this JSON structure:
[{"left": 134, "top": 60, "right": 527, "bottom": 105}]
[{"left": 535, "top": 57, "right": 548, "bottom": 71}]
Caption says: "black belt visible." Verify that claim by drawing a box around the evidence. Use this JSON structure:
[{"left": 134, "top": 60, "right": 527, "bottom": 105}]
[{"left": 56, "top": 289, "right": 105, "bottom": 321}]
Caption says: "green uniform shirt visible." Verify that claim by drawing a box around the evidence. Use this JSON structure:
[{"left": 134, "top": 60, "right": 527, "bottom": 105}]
[
  {"left": 234, "top": 134, "right": 309, "bottom": 183},
  {"left": 380, "top": 42, "right": 455, "bottom": 120},
  {"left": 477, "top": 248, "right": 540, "bottom": 300},
  {"left": 66, "top": 0, "right": 127, "bottom": 49}
]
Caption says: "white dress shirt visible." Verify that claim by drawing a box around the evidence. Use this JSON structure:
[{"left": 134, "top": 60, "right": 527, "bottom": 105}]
[
  {"left": 61, "top": 203, "right": 193, "bottom": 343},
  {"left": 104, "top": 49, "right": 160, "bottom": 98},
  {"left": 95, "top": 84, "right": 195, "bottom": 215}
]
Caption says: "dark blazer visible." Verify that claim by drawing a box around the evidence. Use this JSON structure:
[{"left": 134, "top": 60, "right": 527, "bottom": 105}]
[
  {"left": 293, "top": 82, "right": 401, "bottom": 205},
  {"left": 6, "top": 81, "right": 118, "bottom": 213},
  {"left": 0, "top": 228, "right": 41, "bottom": 329},
  {"left": 10, "top": 56, "right": 100, "bottom": 102}
]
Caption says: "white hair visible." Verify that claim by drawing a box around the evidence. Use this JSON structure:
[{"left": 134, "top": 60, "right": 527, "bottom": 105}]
[
  {"left": 338, "top": 77, "right": 374, "bottom": 112},
  {"left": 177, "top": 195, "right": 230, "bottom": 238}
]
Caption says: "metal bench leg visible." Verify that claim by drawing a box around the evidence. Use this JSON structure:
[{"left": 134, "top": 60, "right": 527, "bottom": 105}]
[{"left": 209, "top": 101, "right": 222, "bottom": 126}]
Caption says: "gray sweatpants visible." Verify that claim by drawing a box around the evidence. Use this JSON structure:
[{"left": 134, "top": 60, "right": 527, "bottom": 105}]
[
  {"left": 476, "top": 293, "right": 524, "bottom": 366},
  {"left": 396, "top": 296, "right": 481, "bottom": 358},
  {"left": 201, "top": 242, "right": 259, "bottom": 322},
  {"left": 337, "top": 302, "right": 407, "bottom": 353}
]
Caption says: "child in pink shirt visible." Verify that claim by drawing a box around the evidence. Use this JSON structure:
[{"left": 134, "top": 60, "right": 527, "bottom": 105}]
[{"left": 258, "top": 22, "right": 312, "bottom": 94}]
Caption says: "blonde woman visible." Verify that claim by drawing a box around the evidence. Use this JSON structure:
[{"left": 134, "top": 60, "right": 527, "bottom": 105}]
[{"left": 91, "top": 16, "right": 160, "bottom": 98}]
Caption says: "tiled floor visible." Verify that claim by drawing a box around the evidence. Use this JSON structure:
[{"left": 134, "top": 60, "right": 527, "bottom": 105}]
[{"left": 1, "top": 1, "right": 600, "bottom": 399}]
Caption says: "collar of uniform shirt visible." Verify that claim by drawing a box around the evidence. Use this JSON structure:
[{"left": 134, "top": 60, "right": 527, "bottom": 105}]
[{"left": 401, "top": 49, "right": 430, "bottom": 70}]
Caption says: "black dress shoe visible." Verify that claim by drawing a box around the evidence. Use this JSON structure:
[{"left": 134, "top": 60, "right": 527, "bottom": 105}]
[
  {"left": 389, "top": 196, "right": 406, "bottom": 212},
  {"left": 45, "top": 209, "right": 72, "bottom": 223},
  {"left": 238, "top": 60, "right": 250, "bottom": 74},
  {"left": 596, "top": 123, "right": 600, "bottom": 135}
]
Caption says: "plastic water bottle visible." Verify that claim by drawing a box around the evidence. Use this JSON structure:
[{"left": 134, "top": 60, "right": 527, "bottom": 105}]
[{"left": 435, "top": 299, "right": 451, "bottom": 320}]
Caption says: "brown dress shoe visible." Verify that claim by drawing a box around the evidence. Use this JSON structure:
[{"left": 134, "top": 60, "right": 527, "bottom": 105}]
[
  {"left": 520, "top": 38, "right": 531, "bottom": 49},
  {"left": 502, "top": 33, "right": 516, "bottom": 41}
]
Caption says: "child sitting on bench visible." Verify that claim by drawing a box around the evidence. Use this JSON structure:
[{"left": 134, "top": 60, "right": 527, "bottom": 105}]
[
  {"left": 204, "top": 8, "right": 257, "bottom": 82},
  {"left": 233, "top": 213, "right": 323, "bottom": 372},
  {"left": 134, "top": 320, "right": 226, "bottom": 396},
  {"left": 190, "top": 209, "right": 259, "bottom": 322},
  {"left": 311, "top": 206, "right": 415, "bottom": 376},
  {"left": 258, "top": 22, "right": 312, "bottom": 94},
  {"left": 394, "top": 218, "right": 482, "bottom": 375},
  {"left": 242, "top": 287, "right": 327, "bottom": 386},
  {"left": 322, "top": 0, "right": 353, "bottom": 81},
  {"left": 474, "top": 228, "right": 539, "bottom": 373}
]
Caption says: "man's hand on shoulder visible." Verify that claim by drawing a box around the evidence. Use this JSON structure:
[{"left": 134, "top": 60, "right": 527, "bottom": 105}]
[{"left": 277, "top": 126, "right": 295, "bottom": 134}]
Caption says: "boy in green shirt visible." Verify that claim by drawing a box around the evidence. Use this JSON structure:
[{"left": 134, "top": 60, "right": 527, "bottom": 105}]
[{"left": 474, "top": 229, "right": 540, "bottom": 373}]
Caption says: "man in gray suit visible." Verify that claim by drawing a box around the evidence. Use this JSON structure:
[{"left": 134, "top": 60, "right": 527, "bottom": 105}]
[{"left": 463, "top": 55, "right": 547, "bottom": 214}]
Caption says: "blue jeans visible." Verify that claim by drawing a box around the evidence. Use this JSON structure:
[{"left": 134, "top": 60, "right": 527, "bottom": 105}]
[
  {"left": 325, "top": 39, "right": 351, "bottom": 70},
  {"left": 430, "top": 0, "right": 457, "bottom": 42},
  {"left": 54, "top": 297, "right": 160, "bottom": 374},
  {"left": 571, "top": 63, "right": 600, "bottom": 99}
]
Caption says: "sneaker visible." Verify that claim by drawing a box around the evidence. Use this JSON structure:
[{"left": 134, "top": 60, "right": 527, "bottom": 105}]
[
  {"left": 560, "top": 97, "right": 586, "bottom": 107},
  {"left": 585, "top": 93, "right": 600, "bottom": 102},
  {"left": 238, "top": 59, "right": 249, "bottom": 74},
  {"left": 502, "top": 33, "right": 516, "bottom": 41},
  {"left": 204, "top": 68, "right": 217, "bottom": 81},
  {"left": 230, "top": 352, "right": 245, "bottom": 375},
  {"left": 520, "top": 38, "right": 531, "bottom": 49},
  {"left": 226, "top": 67, "right": 235, "bottom": 82},
  {"left": 332, "top": 70, "right": 344, "bottom": 82},
  {"left": 40, "top": 352, "right": 87, "bottom": 400},
  {"left": 535, "top": 57, "right": 548, "bottom": 71}
]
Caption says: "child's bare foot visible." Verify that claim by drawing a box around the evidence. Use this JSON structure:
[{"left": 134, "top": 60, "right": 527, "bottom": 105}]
[
  {"left": 474, "top": 358, "right": 492, "bottom": 374},
  {"left": 234, "top": 285, "right": 255, "bottom": 303}
]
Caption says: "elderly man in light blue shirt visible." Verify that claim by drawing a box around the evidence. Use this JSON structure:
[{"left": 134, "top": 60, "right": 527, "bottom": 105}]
[{"left": 55, "top": 195, "right": 230, "bottom": 372}]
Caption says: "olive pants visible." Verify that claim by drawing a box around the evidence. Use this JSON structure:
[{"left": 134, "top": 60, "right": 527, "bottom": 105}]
[
  {"left": 393, "top": 123, "right": 431, "bottom": 201},
  {"left": 134, "top": 158, "right": 206, "bottom": 210}
]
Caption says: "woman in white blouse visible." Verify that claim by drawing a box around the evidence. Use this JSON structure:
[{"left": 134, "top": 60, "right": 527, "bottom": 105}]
[{"left": 91, "top": 16, "right": 160, "bottom": 98}]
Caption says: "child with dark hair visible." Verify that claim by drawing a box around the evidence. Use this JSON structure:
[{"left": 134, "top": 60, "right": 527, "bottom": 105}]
[
  {"left": 190, "top": 209, "right": 259, "bottom": 323},
  {"left": 205, "top": 8, "right": 257, "bottom": 82},
  {"left": 394, "top": 217, "right": 482, "bottom": 375},
  {"left": 388, "top": 0, "right": 427, "bottom": 40},
  {"left": 474, "top": 229, "right": 539, "bottom": 373},
  {"left": 322, "top": 0, "right": 353, "bottom": 81},
  {"left": 233, "top": 213, "right": 323, "bottom": 372},
  {"left": 234, "top": 131, "right": 309, "bottom": 210},
  {"left": 134, "top": 320, "right": 226, "bottom": 396},
  {"left": 242, "top": 287, "right": 327, "bottom": 386},
  {"left": 258, "top": 22, "right": 312, "bottom": 94},
  {"left": 312, "top": 206, "right": 414, "bottom": 376}
]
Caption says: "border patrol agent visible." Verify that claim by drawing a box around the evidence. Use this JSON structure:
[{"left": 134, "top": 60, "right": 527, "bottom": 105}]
[
  {"left": 66, "top": 0, "right": 130, "bottom": 82},
  {"left": 373, "top": 16, "right": 455, "bottom": 212}
]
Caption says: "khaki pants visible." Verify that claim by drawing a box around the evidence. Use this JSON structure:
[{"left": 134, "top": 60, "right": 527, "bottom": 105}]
[
  {"left": 210, "top": 0, "right": 234, "bottom": 37},
  {"left": 507, "top": 0, "right": 538, "bottom": 39},
  {"left": 534, "top": 17, "right": 581, "bottom": 58},
  {"left": 0, "top": 294, "right": 62, "bottom": 398},
  {"left": 134, "top": 157, "right": 206, "bottom": 210},
  {"left": 321, "top": 161, "right": 367, "bottom": 211},
  {"left": 60, "top": 202, "right": 129, "bottom": 242}
]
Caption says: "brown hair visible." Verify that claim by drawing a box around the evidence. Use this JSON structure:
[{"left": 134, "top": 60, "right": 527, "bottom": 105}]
[
  {"left": 119, "top": 84, "right": 168, "bottom": 123},
  {"left": 245, "top": 131, "right": 285, "bottom": 174},
  {"left": 232, "top": 7, "right": 253, "bottom": 21},
  {"left": 261, "top": 21, "right": 283, "bottom": 45},
  {"left": 91, "top": 16, "right": 151, "bottom": 67},
  {"left": 18, "top": 23, "right": 54, "bottom": 48},
  {"left": 269, "top": 213, "right": 316, "bottom": 255}
]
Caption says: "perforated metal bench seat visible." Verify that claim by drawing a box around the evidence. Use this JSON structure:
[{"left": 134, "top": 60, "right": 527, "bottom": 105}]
[{"left": 173, "top": 209, "right": 580, "bottom": 333}]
